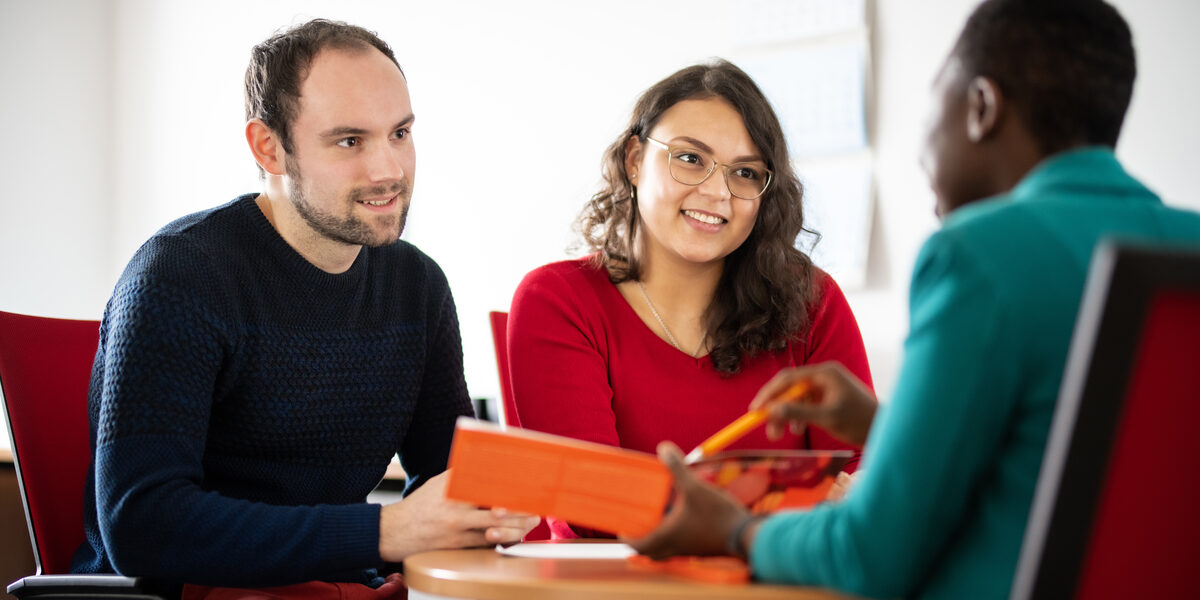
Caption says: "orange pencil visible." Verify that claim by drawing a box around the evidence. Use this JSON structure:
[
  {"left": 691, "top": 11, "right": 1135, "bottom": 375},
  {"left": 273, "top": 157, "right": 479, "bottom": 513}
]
[{"left": 684, "top": 380, "right": 811, "bottom": 463}]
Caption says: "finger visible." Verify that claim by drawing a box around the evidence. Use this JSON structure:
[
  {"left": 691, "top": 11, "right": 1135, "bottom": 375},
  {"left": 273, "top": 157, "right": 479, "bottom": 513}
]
[
  {"left": 490, "top": 507, "right": 539, "bottom": 520},
  {"left": 442, "top": 530, "right": 491, "bottom": 550},
  {"left": 493, "top": 515, "right": 542, "bottom": 533},
  {"left": 622, "top": 530, "right": 658, "bottom": 555},
  {"left": 772, "top": 401, "right": 824, "bottom": 425},
  {"left": 659, "top": 441, "right": 707, "bottom": 498},
  {"left": 765, "top": 420, "right": 784, "bottom": 441},
  {"left": 657, "top": 441, "right": 690, "bottom": 484},
  {"left": 626, "top": 442, "right": 693, "bottom": 556},
  {"left": 485, "top": 526, "right": 530, "bottom": 544},
  {"left": 748, "top": 368, "right": 811, "bottom": 410},
  {"left": 623, "top": 526, "right": 679, "bottom": 559},
  {"left": 826, "top": 480, "right": 846, "bottom": 502},
  {"left": 457, "top": 507, "right": 521, "bottom": 531},
  {"left": 513, "top": 515, "right": 542, "bottom": 534},
  {"left": 643, "top": 542, "right": 682, "bottom": 561},
  {"left": 789, "top": 420, "right": 806, "bottom": 437}
]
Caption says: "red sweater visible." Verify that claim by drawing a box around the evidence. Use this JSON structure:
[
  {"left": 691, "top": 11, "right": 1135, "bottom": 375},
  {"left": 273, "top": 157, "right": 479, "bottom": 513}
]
[{"left": 508, "top": 259, "right": 873, "bottom": 536}]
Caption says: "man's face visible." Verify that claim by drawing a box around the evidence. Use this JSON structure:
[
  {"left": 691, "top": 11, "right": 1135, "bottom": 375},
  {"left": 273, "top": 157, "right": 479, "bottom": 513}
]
[
  {"left": 283, "top": 47, "right": 415, "bottom": 248},
  {"left": 921, "top": 58, "right": 989, "bottom": 219}
]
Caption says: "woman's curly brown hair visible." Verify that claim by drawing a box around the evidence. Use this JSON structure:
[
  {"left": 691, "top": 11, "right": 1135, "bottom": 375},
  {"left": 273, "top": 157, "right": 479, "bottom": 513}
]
[{"left": 577, "top": 59, "right": 820, "bottom": 375}]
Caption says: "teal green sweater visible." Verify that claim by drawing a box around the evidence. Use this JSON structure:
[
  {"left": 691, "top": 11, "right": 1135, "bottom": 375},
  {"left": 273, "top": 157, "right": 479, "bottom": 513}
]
[{"left": 750, "top": 149, "right": 1200, "bottom": 599}]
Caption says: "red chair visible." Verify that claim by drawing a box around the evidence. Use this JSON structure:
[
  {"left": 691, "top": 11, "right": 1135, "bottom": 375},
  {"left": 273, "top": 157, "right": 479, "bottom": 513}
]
[
  {"left": 1011, "top": 242, "right": 1200, "bottom": 599},
  {"left": 488, "top": 310, "right": 550, "bottom": 540},
  {"left": 488, "top": 311, "right": 520, "bottom": 428},
  {"left": 0, "top": 310, "right": 163, "bottom": 598}
]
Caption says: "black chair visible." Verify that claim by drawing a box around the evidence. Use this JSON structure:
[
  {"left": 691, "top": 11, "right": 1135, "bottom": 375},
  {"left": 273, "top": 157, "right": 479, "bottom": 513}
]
[{"left": 1010, "top": 242, "right": 1200, "bottom": 599}]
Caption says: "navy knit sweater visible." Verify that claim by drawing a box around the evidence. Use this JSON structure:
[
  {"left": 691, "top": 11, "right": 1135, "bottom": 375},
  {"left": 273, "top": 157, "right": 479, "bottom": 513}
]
[{"left": 71, "top": 194, "right": 472, "bottom": 587}]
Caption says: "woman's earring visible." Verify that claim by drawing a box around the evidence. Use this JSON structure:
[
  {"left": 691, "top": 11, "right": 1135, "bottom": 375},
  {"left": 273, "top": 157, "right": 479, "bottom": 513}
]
[{"left": 630, "top": 173, "right": 638, "bottom": 200}]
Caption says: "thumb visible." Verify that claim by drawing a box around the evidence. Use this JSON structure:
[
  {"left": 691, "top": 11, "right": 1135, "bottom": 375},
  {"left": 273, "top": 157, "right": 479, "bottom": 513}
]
[{"left": 656, "top": 441, "right": 691, "bottom": 486}]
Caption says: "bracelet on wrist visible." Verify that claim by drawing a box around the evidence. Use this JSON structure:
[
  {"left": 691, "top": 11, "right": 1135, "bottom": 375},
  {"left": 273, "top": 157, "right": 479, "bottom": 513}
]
[{"left": 726, "top": 513, "right": 766, "bottom": 560}]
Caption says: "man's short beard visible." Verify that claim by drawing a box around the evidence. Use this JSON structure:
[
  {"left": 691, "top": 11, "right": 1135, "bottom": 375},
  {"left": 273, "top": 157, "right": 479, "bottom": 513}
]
[{"left": 285, "top": 155, "right": 409, "bottom": 248}]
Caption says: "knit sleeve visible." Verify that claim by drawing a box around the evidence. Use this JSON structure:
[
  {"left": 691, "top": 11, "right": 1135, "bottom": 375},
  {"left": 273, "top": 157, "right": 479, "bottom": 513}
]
[
  {"left": 90, "top": 237, "right": 381, "bottom": 586},
  {"left": 796, "top": 273, "right": 874, "bottom": 471},
  {"left": 398, "top": 258, "right": 473, "bottom": 493}
]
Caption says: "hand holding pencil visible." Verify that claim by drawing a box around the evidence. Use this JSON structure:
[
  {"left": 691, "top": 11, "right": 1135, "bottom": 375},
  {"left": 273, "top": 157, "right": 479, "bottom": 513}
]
[
  {"left": 685, "top": 380, "right": 814, "bottom": 463},
  {"left": 747, "top": 362, "right": 879, "bottom": 447}
]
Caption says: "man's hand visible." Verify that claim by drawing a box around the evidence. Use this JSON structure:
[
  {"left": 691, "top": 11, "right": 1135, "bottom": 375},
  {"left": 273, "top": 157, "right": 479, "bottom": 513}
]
[
  {"left": 623, "top": 442, "right": 751, "bottom": 560},
  {"left": 378, "top": 470, "right": 540, "bottom": 562},
  {"left": 750, "top": 362, "right": 879, "bottom": 447}
]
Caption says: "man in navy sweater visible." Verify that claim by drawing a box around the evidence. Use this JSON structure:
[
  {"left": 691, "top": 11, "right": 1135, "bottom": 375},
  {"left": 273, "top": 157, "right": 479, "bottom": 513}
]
[{"left": 72, "top": 19, "right": 537, "bottom": 596}]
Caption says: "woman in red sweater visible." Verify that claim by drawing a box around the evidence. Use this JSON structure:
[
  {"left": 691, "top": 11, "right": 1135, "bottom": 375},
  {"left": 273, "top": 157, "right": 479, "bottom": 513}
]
[{"left": 507, "top": 60, "right": 873, "bottom": 538}]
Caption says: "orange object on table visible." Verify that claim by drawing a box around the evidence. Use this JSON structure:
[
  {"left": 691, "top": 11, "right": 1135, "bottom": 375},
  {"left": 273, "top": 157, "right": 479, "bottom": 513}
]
[
  {"left": 627, "top": 554, "right": 751, "bottom": 584},
  {"left": 445, "top": 418, "right": 673, "bottom": 537},
  {"left": 776, "top": 479, "right": 837, "bottom": 510}
]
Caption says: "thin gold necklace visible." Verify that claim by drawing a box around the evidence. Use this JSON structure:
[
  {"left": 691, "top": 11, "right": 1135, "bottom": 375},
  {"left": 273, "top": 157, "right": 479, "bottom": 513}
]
[{"left": 637, "top": 281, "right": 705, "bottom": 357}]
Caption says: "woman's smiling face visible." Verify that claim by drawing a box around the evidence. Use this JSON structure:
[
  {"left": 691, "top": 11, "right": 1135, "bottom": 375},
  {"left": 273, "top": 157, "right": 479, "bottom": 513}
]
[{"left": 626, "top": 96, "right": 765, "bottom": 270}]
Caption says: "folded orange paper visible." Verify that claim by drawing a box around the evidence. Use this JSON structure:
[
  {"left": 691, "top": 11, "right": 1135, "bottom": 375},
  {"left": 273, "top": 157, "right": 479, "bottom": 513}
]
[{"left": 445, "top": 418, "right": 673, "bottom": 537}]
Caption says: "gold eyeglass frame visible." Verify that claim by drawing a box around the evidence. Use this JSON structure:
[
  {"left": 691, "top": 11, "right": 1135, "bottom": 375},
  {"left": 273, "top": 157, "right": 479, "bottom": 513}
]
[{"left": 644, "top": 136, "right": 773, "bottom": 200}]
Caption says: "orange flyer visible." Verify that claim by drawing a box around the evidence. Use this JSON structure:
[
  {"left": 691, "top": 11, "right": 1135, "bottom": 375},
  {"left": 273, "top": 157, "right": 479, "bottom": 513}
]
[{"left": 445, "top": 418, "right": 672, "bottom": 537}]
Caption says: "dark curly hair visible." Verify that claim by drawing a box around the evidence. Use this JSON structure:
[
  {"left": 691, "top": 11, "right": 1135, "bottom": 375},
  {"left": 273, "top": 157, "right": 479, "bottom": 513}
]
[{"left": 577, "top": 59, "right": 819, "bottom": 375}]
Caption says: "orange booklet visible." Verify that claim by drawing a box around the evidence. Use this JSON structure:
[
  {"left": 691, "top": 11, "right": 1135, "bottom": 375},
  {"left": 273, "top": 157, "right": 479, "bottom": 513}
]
[{"left": 445, "top": 418, "right": 672, "bottom": 537}]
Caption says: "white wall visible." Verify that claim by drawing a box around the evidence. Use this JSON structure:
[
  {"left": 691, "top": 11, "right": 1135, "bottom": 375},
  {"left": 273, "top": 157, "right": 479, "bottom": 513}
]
[
  {"left": 0, "top": 0, "right": 114, "bottom": 320},
  {"left": 2, "top": 0, "right": 1198, "bottom": 421}
]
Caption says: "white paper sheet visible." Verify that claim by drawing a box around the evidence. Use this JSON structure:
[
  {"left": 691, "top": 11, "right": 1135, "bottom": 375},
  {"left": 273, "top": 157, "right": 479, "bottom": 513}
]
[{"left": 495, "top": 541, "right": 637, "bottom": 559}]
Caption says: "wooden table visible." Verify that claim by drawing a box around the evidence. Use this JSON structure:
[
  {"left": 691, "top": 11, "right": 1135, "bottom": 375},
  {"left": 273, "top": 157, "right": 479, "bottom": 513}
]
[{"left": 404, "top": 545, "right": 861, "bottom": 600}]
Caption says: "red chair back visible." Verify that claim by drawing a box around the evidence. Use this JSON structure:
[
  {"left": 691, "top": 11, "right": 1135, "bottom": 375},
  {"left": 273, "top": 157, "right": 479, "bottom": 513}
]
[
  {"left": 488, "top": 311, "right": 520, "bottom": 428},
  {"left": 1012, "top": 243, "right": 1200, "bottom": 599},
  {"left": 0, "top": 311, "right": 99, "bottom": 575},
  {"left": 487, "top": 310, "right": 550, "bottom": 540}
]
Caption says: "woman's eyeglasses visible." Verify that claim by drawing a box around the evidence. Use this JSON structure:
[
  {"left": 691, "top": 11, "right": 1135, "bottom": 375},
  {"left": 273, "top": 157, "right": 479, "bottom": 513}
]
[{"left": 644, "top": 137, "right": 773, "bottom": 200}]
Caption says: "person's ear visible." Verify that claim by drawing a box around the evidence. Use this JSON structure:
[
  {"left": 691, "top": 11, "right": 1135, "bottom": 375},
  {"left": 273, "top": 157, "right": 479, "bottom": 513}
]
[
  {"left": 624, "top": 135, "right": 644, "bottom": 182},
  {"left": 246, "top": 119, "right": 287, "bottom": 176},
  {"left": 966, "top": 76, "right": 1003, "bottom": 143}
]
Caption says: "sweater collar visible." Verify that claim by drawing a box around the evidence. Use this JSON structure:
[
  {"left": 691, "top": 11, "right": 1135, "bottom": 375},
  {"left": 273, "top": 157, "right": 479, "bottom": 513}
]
[{"left": 237, "top": 194, "right": 369, "bottom": 290}]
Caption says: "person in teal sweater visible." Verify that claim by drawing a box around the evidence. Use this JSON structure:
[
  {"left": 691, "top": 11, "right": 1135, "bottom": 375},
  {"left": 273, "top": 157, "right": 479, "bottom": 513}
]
[{"left": 627, "top": 1, "right": 1200, "bottom": 598}]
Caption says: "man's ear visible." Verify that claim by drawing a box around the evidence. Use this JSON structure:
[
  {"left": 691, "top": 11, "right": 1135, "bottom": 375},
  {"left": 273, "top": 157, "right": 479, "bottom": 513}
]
[
  {"left": 624, "top": 135, "right": 644, "bottom": 181},
  {"left": 246, "top": 119, "right": 287, "bottom": 176},
  {"left": 966, "top": 76, "right": 1003, "bottom": 143}
]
